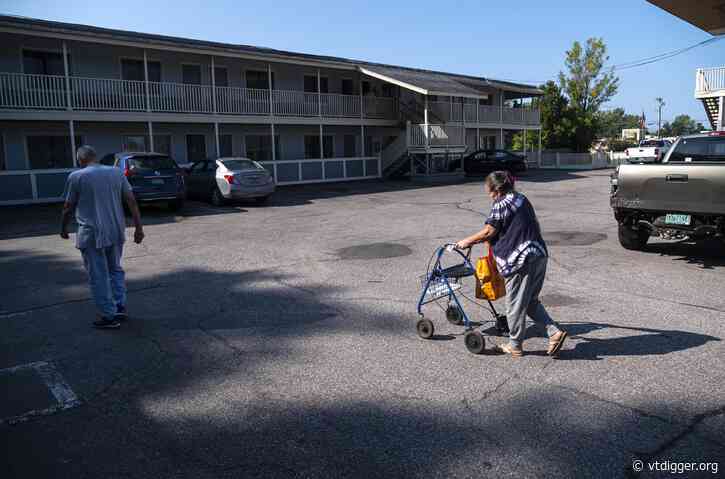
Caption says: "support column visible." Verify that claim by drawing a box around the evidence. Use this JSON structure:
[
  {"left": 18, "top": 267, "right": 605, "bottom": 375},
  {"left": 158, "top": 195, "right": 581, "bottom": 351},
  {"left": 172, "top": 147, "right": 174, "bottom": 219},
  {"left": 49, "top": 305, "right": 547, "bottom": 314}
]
[
  {"left": 500, "top": 129, "right": 504, "bottom": 149},
  {"left": 62, "top": 42, "right": 72, "bottom": 111},
  {"left": 214, "top": 122, "right": 220, "bottom": 158},
  {"left": 271, "top": 123, "right": 277, "bottom": 180},
  {"left": 143, "top": 49, "right": 150, "bottom": 112},
  {"left": 267, "top": 64, "right": 274, "bottom": 117},
  {"left": 361, "top": 125, "right": 365, "bottom": 156},
  {"left": 523, "top": 128, "right": 527, "bottom": 159},
  {"left": 319, "top": 123, "right": 326, "bottom": 179},
  {"left": 317, "top": 69, "right": 322, "bottom": 117},
  {"left": 69, "top": 120, "right": 77, "bottom": 167},
  {"left": 538, "top": 128, "right": 542, "bottom": 167},
  {"left": 719, "top": 96, "right": 724, "bottom": 131},
  {"left": 148, "top": 121, "right": 154, "bottom": 152},
  {"left": 476, "top": 127, "right": 480, "bottom": 149},
  {"left": 424, "top": 95, "right": 429, "bottom": 152},
  {"left": 211, "top": 56, "right": 217, "bottom": 115}
]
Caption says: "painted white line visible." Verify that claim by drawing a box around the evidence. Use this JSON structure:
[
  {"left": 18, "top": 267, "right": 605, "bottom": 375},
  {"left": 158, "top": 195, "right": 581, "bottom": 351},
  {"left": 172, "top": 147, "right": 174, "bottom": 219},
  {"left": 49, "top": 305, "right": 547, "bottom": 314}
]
[{"left": 0, "top": 361, "right": 81, "bottom": 426}]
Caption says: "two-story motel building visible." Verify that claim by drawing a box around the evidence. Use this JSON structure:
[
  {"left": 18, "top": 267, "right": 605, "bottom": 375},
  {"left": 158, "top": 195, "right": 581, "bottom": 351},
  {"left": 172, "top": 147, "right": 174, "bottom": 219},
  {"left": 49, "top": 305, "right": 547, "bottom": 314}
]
[{"left": 0, "top": 15, "right": 542, "bottom": 205}]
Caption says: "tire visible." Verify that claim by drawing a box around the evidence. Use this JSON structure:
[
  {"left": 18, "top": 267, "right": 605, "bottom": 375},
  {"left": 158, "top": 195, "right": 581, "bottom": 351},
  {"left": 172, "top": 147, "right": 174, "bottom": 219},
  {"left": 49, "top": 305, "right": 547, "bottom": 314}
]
[
  {"left": 618, "top": 223, "right": 649, "bottom": 251},
  {"left": 446, "top": 305, "right": 464, "bottom": 325},
  {"left": 416, "top": 318, "right": 434, "bottom": 339},
  {"left": 168, "top": 199, "right": 184, "bottom": 212},
  {"left": 464, "top": 331, "right": 485, "bottom": 354},
  {"left": 210, "top": 188, "right": 225, "bottom": 207}
]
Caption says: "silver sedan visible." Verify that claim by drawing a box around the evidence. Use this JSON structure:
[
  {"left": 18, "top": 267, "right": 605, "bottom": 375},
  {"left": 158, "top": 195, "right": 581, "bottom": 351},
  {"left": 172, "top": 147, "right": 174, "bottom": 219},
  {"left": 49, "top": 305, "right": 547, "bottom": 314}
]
[{"left": 185, "top": 157, "right": 275, "bottom": 205}]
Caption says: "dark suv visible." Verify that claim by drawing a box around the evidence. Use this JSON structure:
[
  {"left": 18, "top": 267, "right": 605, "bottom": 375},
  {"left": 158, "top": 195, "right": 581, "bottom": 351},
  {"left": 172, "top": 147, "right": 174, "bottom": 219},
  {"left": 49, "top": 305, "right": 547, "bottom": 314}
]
[{"left": 105, "top": 152, "right": 186, "bottom": 211}]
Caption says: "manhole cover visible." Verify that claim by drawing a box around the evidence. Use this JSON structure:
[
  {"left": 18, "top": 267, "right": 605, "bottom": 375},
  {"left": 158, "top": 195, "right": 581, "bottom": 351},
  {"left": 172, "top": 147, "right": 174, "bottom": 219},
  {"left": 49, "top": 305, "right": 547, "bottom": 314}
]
[
  {"left": 337, "top": 243, "right": 412, "bottom": 260},
  {"left": 545, "top": 231, "right": 607, "bottom": 246}
]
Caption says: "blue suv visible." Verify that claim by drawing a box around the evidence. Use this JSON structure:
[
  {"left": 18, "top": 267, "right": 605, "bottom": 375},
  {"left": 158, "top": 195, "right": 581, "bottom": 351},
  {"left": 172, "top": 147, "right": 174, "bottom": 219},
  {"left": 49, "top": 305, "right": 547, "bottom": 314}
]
[{"left": 105, "top": 152, "right": 186, "bottom": 211}]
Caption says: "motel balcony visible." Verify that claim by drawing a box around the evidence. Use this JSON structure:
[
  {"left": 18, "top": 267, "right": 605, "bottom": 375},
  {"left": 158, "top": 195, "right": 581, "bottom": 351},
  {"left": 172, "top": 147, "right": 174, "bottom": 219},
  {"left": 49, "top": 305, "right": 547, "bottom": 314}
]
[
  {"left": 695, "top": 67, "right": 725, "bottom": 130},
  {"left": 0, "top": 72, "right": 399, "bottom": 120}
]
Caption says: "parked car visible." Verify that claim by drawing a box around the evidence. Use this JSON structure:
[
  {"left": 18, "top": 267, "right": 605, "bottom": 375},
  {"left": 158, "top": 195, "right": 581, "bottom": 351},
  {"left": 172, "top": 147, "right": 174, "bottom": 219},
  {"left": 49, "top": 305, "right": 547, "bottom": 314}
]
[
  {"left": 450, "top": 149, "right": 527, "bottom": 175},
  {"left": 107, "top": 152, "right": 186, "bottom": 211},
  {"left": 610, "top": 131, "right": 725, "bottom": 250},
  {"left": 184, "top": 157, "right": 275, "bottom": 205},
  {"left": 624, "top": 139, "right": 672, "bottom": 164}
]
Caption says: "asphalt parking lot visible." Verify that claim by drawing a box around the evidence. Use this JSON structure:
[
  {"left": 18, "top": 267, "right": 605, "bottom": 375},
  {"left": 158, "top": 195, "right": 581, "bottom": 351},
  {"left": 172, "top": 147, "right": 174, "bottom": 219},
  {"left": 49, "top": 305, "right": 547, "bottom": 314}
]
[{"left": 1, "top": 169, "right": 724, "bottom": 478}]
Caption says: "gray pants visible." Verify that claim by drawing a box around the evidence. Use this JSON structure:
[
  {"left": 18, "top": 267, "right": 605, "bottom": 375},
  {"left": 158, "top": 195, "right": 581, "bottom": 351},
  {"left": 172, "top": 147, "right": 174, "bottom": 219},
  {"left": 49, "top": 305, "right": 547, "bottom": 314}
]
[{"left": 504, "top": 256, "right": 560, "bottom": 348}]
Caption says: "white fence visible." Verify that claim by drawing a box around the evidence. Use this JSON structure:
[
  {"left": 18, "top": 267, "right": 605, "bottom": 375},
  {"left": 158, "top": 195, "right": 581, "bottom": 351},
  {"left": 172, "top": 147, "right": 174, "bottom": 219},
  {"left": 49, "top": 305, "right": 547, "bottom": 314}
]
[
  {"left": 259, "top": 156, "right": 381, "bottom": 185},
  {"left": 408, "top": 123, "right": 466, "bottom": 148},
  {"left": 696, "top": 67, "right": 725, "bottom": 94},
  {"left": 537, "top": 151, "right": 611, "bottom": 169}
]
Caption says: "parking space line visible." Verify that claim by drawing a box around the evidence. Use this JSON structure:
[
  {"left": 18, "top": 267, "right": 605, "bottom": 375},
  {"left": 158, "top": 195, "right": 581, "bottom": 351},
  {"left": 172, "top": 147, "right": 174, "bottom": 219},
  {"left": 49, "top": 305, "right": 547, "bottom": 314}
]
[{"left": 0, "top": 361, "right": 81, "bottom": 426}]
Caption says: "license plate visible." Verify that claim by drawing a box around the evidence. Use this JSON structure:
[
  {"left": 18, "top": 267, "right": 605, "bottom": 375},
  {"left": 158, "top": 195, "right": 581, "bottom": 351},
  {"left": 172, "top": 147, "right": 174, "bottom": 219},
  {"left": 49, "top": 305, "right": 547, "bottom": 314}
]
[
  {"left": 151, "top": 178, "right": 164, "bottom": 185},
  {"left": 665, "top": 214, "right": 690, "bottom": 225}
]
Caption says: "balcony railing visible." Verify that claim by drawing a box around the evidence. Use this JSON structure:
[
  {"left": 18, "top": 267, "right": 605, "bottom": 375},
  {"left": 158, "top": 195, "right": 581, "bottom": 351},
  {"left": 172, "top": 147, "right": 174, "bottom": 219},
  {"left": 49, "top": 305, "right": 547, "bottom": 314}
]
[
  {"left": 696, "top": 67, "right": 725, "bottom": 95},
  {"left": 0, "top": 72, "right": 399, "bottom": 120},
  {"left": 408, "top": 123, "right": 466, "bottom": 149},
  {"left": 424, "top": 100, "right": 540, "bottom": 126}
]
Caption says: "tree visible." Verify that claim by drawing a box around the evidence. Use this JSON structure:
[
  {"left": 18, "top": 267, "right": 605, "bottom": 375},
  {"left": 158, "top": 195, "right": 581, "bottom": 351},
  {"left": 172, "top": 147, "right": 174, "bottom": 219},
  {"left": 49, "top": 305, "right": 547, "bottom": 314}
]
[
  {"left": 511, "top": 80, "right": 574, "bottom": 151},
  {"left": 595, "top": 108, "right": 641, "bottom": 139},
  {"left": 558, "top": 38, "right": 619, "bottom": 151},
  {"left": 668, "top": 114, "right": 705, "bottom": 136}
]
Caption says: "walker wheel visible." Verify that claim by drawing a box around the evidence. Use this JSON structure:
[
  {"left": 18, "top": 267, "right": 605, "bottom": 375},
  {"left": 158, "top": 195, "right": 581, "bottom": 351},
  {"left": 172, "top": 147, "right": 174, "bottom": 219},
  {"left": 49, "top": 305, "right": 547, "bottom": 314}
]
[
  {"left": 416, "top": 318, "right": 435, "bottom": 339},
  {"left": 464, "top": 331, "right": 485, "bottom": 354},
  {"left": 446, "top": 305, "right": 464, "bottom": 325}
]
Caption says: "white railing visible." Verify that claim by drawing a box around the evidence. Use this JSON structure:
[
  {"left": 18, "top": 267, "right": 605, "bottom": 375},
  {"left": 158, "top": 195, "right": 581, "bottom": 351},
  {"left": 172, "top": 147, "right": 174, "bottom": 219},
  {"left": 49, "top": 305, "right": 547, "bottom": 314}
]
[
  {"left": 259, "top": 156, "right": 381, "bottom": 185},
  {"left": 0, "top": 72, "right": 67, "bottom": 109},
  {"left": 148, "top": 81, "right": 213, "bottom": 113},
  {"left": 72, "top": 77, "right": 146, "bottom": 111},
  {"left": 381, "top": 132, "right": 409, "bottom": 171},
  {"left": 321, "top": 93, "right": 360, "bottom": 117},
  {"left": 696, "top": 67, "right": 725, "bottom": 95},
  {"left": 273, "top": 90, "right": 319, "bottom": 116},
  {"left": 216, "top": 86, "right": 270, "bottom": 115},
  {"left": 478, "top": 105, "right": 501, "bottom": 123},
  {"left": 464, "top": 103, "right": 477, "bottom": 122},
  {"left": 408, "top": 124, "right": 466, "bottom": 148}
]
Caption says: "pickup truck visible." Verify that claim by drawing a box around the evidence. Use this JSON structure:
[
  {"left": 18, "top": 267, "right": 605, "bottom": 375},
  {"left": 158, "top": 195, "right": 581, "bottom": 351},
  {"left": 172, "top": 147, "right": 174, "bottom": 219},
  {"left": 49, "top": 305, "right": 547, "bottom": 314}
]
[
  {"left": 624, "top": 139, "right": 672, "bottom": 164},
  {"left": 610, "top": 132, "right": 725, "bottom": 250}
]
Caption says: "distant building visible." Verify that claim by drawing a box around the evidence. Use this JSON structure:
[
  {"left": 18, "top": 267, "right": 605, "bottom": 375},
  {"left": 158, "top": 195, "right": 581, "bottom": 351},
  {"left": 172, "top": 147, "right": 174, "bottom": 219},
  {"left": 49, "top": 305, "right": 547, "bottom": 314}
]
[{"left": 621, "top": 128, "right": 644, "bottom": 142}]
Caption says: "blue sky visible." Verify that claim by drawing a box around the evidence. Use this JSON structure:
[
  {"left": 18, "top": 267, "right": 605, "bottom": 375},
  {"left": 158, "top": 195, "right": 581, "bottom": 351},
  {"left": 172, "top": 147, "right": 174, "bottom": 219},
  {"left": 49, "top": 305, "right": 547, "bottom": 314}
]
[{"left": 3, "top": 0, "right": 723, "bottom": 127}]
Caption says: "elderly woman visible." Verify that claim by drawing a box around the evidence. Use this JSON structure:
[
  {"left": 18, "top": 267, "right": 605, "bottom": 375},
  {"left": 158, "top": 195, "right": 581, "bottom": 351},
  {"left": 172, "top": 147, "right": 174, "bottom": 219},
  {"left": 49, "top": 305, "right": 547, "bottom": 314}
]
[{"left": 456, "top": 171, "right": 567, "bottom": 357}]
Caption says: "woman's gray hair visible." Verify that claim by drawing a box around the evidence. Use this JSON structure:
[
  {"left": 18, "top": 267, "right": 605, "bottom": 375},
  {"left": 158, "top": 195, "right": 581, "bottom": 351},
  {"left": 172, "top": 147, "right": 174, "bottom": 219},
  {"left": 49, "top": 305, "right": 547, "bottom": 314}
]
[
  {"left": 485, "top": 170, "right": 515, "bottom": 194},
  {"left": 76, "top": 145, "right": 97, "bottom": 163}
]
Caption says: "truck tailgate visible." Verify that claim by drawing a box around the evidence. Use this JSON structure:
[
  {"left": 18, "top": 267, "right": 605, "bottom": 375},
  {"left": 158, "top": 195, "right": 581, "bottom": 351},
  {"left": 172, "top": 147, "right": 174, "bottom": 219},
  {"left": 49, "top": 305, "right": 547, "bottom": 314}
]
[{"left": 614, "top": 164, "right": 725, "bottom": 215}]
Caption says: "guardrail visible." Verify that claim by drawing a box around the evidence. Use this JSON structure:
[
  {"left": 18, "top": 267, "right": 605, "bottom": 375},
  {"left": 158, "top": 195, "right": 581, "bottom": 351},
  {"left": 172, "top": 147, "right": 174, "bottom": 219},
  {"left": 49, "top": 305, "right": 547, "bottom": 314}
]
[
  {"left": 259, "top": 156, "right": 381, "bottom": 185},
  {"left": 0, "top": 72, "right": 398, "bottom": 119},
  {"left": 696, "top": 67, "right": 725, "bottom": 95}
]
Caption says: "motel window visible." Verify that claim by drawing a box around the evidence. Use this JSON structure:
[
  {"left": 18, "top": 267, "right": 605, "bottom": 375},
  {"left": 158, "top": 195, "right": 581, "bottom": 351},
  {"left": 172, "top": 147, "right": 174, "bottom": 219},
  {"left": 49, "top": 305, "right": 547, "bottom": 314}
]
[
  {"left": 341, "top": 79, "right": 354, "bottom": 96},
  {"left": 246, "top": 70, "right": 275, "bottom": 90},
  {"left": 343, "top": 135, "right": 356, "bottom": 157},
  {"left": 381, "top": 84, "right": 396, "bottom": 98},
  {"left": 245, "top": 135, "right": 279, "bottom": 162},
  {"left": 365, "top": 136, "right": 381, "bottom": 156},
  {"left": 304, "top": 135, "right": 334, "bottom": 159},
  {"left": 120, "top": 59, "right": 161, "bottom": 82},
  {"left": 26, "top": 135, "right": 81, "bottom": 169},
  {"left": 303, "top": 76, "right": 328, "bottom": 94},
  {"left": 123, "top": 135, "right": 148, "bottom": 152},
  {"left": 211, "top": 67, "right": 228, "bottom": 87},
  {"left": 219, "top": 134, "right": 233, "bottom": 157},
  {"left": 362, "top": 81, "right": 371, "bottom": 96},
  {"left": 182, "top": 64, "right": 202, "bottom": 85},
  {"left": 186, "top": 135, "right": 207, "bottom": 162},
  {"left": 23, "top": 50, "right": 66, "bottom": 76}
]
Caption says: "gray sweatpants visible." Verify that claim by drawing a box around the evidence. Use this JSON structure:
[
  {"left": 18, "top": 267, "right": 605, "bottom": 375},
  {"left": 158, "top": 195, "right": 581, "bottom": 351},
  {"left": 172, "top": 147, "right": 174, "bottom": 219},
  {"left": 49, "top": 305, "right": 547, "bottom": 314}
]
[{"left": 504, "top": 256, "right": 561, "bottom": 348}]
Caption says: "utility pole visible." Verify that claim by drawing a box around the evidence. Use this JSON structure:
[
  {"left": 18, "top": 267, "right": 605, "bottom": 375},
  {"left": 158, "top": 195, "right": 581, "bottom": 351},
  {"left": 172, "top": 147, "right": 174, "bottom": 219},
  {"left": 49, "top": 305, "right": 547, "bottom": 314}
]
[{"left": 655, "top": 97, "right": 665, "bottom": 138}]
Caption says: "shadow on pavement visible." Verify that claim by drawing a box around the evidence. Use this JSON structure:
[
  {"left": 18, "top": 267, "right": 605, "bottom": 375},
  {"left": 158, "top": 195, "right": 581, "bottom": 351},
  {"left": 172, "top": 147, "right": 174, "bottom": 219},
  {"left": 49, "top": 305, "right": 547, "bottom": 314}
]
[{"left": 643, "top": 239, "right": 725, "bottom": 270}]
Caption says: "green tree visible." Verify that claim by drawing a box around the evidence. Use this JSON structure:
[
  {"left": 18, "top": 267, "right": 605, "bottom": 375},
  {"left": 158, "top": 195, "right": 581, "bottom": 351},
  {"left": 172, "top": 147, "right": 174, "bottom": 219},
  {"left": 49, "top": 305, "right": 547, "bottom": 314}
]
[
  {"left": 558, "top": 38, "right": 619, "bottom": 151},
  {"left": 511, "top": 80, "right": 574, "bottom": 150},
  {"left": 668, "top": 114, "right": 705, "bottom": 136},
  {"left": 595, "top": 108, "right": 641, "bottom": 139}
]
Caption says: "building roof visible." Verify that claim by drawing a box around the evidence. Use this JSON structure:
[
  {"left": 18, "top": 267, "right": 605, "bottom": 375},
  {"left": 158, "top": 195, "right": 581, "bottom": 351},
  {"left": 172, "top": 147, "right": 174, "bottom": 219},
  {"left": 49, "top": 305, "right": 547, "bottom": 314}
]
[
  {"left": 0, "top": 14, "right": 543, "bottom": 98},
  {"left": 647, "top": 0, "right": 725, "bottom": 35}
]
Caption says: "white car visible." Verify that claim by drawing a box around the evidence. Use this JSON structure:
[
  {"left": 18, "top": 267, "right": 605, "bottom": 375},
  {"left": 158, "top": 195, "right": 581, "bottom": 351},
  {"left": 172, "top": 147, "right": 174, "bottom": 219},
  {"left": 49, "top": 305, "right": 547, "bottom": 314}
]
[{"left": 185, "top": 157, "right": 275, "bottom": 205}]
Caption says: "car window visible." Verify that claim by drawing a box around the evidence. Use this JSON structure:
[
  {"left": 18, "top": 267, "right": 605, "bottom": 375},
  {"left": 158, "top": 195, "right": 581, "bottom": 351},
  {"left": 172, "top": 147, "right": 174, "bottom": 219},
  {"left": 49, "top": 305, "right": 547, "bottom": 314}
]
[
  {"left": 640, "top": 140, "right": 664, "bottom": 147},
  {"left": 220, "top": 159, "right": 262, "bottom": 171},
  {"left": 205, "top": 162, "right": 218, "bottom": 172},
  {"left": 668, "top": 137, "right": 725, "bottom": 162},
  {"left": 129, "top": 155, "right": 177, "bottom": 170},
  {"left": 190, "top": 162, "right": 207, "bottom": 173}
]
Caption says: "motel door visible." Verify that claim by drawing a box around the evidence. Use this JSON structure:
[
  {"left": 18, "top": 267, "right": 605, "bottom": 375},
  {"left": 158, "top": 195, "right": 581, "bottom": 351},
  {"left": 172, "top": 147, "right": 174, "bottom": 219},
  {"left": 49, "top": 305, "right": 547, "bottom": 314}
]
[{"left": 186, "top": 135, "right": 207, "bottom": 162}]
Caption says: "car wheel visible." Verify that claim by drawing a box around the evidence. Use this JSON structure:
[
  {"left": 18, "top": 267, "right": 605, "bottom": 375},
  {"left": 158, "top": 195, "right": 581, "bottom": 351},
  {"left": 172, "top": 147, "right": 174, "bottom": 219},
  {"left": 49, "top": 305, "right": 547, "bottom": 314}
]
[
  {"left": 211, "top": 188, "right": 225, "bottom": 207},
  {"left": 618, "top": 223, "right": 649, "bottom": 250}
]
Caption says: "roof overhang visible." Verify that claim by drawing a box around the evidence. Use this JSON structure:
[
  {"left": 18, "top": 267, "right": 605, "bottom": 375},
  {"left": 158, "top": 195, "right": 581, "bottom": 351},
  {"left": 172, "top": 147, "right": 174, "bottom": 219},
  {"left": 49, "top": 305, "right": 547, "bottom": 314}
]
[{"left": 647, "top": 1, "right": 725, "bottom": 35}]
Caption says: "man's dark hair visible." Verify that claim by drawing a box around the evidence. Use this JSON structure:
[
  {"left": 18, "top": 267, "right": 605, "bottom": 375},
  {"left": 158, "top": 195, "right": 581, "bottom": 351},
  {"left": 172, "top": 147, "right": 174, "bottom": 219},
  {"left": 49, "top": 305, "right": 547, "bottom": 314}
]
[{"left": 485, "top": 170, "right": 515, "bottom": 194}]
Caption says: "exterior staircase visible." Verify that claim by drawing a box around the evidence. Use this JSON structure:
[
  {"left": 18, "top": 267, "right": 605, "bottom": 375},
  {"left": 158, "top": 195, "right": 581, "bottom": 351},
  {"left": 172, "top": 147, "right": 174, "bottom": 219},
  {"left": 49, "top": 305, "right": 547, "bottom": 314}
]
[
  {"left": 701, "top": 97, "right": 721, "bottom": 130},
  {"left": 695, "top": 67, "right": 724, "bottom": 131}
]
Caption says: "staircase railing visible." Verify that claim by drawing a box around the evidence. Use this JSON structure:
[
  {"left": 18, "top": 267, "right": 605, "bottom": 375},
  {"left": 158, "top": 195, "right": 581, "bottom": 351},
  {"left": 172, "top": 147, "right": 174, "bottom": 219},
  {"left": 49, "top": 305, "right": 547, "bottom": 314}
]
[{"left": 381, "top": 130, "right": 410, "bottom": 172}]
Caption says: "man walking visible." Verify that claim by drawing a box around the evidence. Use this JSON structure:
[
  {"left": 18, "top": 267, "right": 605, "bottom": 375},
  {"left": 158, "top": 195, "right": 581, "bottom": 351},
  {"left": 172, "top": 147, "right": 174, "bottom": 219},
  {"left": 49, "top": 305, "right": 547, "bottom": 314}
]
[{"left": 60, "top": 146, "right": 144, "bottom": 329}]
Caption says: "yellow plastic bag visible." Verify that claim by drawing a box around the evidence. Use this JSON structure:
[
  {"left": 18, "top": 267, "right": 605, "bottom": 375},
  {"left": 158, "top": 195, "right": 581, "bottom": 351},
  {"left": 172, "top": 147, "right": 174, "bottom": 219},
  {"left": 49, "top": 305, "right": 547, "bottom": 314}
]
[{"left": 475, "top": 247, "right": 506, "bottom": 301}]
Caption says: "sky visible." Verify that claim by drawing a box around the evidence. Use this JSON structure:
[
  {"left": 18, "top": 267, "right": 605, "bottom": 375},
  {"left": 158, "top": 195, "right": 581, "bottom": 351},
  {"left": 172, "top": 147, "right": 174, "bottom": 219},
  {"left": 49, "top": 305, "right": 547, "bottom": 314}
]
[{"left": 3, "top": 0, "right": 724, "bottom": 128}]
